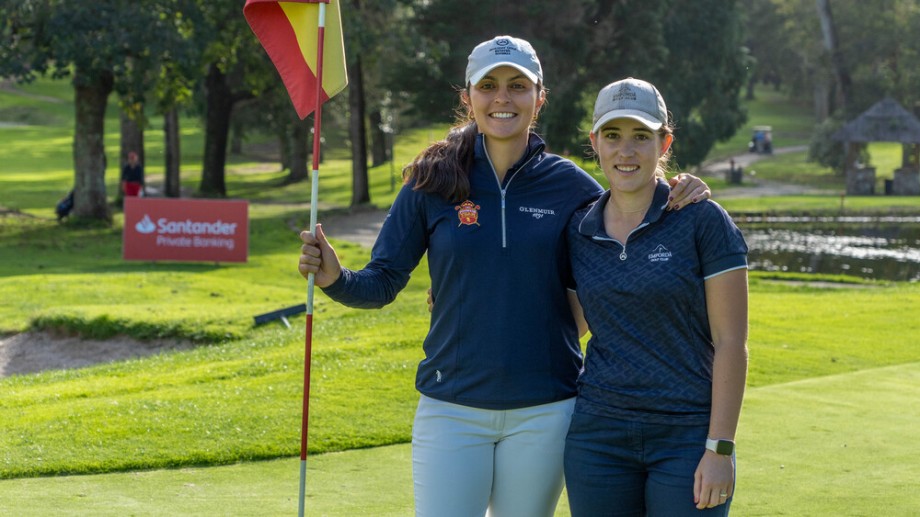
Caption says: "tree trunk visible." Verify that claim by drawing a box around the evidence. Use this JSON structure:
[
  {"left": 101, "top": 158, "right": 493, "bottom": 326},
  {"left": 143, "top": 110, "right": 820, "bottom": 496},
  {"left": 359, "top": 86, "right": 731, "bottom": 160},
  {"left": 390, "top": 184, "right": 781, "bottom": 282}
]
[
  {"left": 199, "top": 63, "right": 232, "bottom": 197},
  {"left": 118, "top": 108, "right": 144, "bottom": 203},
  {"left": 72, "top": 69, "right": 113, "bottom": 222},
  {"left": 369, "top": 109, "right": 388, "bottom": 166},
  {"left": 164, "top": 108, "right": 181, "bottom": 198},
  {"left": 813, "top": 75, "right": 832, "bottom": 122},
  {"left": 230, "top": 117, "right": 243, "bottom": 155},
  {"left": 120, "top": 109, "right": 144, "bottom": 168},
  {"left": 348, "top": 55, "right": 370, "bottom": 206},
  {"left": 286, "top": 114, "right": 310, "bottom": 183},
  {"left": 815, "top": 0, "right": 852, "bottom": 113},
  {"left": 745, "top": 75, "right": 756, "bottom": 101},
  {"left": 279, "top": 127, "right": 291, "bottom": 172}
]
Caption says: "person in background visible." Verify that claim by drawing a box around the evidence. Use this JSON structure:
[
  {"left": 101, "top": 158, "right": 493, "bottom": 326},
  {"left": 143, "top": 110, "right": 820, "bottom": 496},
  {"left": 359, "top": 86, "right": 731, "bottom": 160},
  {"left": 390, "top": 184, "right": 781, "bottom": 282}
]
[
  {"left": 121, "top": 151, "right": 144, "bottom": 197},
  {"left": 55, "top": 189, "right": 74, "bottom": 222},
  {"left": 298, "top": 37, "right": 710, "bottom": 517},
  {"left": 564, "top": 77, "right": 749, "bottom": 516}
]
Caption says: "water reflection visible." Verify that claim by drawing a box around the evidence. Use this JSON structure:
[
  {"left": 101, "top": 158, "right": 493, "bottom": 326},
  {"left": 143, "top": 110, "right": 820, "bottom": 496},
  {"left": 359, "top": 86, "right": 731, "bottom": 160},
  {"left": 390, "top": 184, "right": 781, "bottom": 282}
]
[{"left": 734, "top": 215, "right": 920, "bottom": 282}]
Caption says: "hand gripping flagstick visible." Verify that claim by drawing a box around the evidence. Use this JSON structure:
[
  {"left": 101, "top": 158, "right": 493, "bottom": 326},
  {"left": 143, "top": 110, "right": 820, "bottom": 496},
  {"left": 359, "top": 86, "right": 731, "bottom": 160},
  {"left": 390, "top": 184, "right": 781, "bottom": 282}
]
[
  {"left": 299, "top": 4, "right": 326, "bottom": 515},
  {"left": 243, "top": 1, "right": 346, "bottom": 515}
]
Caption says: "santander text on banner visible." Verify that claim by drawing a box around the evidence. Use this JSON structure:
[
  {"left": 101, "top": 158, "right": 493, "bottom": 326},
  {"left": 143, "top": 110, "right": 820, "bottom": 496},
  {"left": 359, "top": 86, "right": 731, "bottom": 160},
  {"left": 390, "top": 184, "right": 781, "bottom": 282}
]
[{"left": 123, "top": 197, "right": 249, "bottom": 263}]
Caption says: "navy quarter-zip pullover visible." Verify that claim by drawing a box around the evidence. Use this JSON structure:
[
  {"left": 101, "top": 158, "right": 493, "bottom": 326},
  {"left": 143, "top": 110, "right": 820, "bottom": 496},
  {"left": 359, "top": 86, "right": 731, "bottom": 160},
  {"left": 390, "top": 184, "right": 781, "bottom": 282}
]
[{"left": 322, "top": 133, "right": 603, "bottom": 409}]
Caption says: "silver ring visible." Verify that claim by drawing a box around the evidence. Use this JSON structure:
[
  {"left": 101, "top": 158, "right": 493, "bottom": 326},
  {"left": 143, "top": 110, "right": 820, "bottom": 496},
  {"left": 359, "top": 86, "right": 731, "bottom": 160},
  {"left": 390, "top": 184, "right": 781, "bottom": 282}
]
[{"left": 719, "top": 492, "right": 728, "bottom": 498}]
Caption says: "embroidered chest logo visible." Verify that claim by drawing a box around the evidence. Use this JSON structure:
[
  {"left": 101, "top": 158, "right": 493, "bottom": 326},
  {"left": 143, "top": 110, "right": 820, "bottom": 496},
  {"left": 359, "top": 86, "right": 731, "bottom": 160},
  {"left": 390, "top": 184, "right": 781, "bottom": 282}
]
[
  {"left": 648, "top": 244, "right": 672, "bottom": 263},
  {"left": 455, "top": 200, "right": 481, "bottom": 226},
  {"left": 519, "top": 206, "right": 556, "bottom": 219}
]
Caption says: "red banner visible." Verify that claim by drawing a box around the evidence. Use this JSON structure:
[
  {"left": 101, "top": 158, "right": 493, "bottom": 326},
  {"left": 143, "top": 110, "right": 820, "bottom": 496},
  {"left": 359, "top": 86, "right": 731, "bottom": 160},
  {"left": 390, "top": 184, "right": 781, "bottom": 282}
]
[{"left": 123, "top": 198, "right": 249, "bottom": 263}]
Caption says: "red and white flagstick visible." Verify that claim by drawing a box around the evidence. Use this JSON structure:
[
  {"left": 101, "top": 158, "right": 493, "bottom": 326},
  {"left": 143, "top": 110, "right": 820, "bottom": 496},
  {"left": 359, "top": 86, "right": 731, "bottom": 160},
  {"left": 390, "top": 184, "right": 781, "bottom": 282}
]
[{"left": 300, "top": 2, "right": 328, "bottom": 516}]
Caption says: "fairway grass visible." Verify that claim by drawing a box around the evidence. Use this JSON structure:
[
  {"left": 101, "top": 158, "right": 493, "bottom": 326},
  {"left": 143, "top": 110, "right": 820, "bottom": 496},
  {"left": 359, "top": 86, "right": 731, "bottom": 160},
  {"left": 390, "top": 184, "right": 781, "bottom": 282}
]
[
  {"left": 2, "top": 362, "right": 918, "bottom": 516},
  {"left": 4, "top": 77, "right": 920, "bottom": 517}
]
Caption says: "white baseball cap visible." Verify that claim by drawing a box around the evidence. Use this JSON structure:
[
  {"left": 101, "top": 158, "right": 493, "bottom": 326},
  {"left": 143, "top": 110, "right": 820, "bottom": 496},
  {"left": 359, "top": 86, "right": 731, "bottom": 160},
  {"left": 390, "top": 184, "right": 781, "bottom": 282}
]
[
  {"left": 591, "top": 77, "right": 668, "bottom": 134},
  {"left": 465, "top": 36, "right": 543, "bottom": 86}
]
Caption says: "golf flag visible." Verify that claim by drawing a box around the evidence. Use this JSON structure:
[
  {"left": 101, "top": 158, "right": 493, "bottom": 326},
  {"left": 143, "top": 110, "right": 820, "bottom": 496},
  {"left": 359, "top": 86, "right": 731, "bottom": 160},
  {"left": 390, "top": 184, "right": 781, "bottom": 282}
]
[{"left": 244, "top": 0, "right": 348, "bottom": 119}]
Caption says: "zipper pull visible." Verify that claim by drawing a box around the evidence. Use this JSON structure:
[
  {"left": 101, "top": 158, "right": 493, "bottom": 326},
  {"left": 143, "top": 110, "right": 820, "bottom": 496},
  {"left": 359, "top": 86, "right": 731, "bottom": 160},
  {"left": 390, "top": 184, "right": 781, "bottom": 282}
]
[{"left": 619, "top": 250, "right": 627, "bottom": 261}]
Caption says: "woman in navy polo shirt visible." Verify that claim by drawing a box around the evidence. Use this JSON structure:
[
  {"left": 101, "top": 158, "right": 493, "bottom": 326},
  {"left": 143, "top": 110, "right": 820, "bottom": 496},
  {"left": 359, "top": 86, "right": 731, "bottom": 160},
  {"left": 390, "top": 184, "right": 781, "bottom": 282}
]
[
  {"left": 298, "top": 38, "right": 710, "bottom": 517},
  {"left": 564, "top": 78, "right": 749, "bottom": 516}
]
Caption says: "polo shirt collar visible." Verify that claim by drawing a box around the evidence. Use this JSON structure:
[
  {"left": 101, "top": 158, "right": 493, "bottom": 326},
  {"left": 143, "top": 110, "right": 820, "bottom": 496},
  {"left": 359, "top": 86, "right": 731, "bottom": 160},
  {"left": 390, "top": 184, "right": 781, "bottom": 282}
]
[{"left": 577, "top": 179, "right": 671, "bottom": 238}]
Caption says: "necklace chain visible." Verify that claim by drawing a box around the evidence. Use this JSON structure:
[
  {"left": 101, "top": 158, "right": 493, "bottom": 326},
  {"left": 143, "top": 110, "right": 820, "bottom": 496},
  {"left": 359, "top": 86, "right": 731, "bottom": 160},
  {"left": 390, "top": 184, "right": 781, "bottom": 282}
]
[{"left": 608, "top": 204, "right": 648, "bottom": 214}]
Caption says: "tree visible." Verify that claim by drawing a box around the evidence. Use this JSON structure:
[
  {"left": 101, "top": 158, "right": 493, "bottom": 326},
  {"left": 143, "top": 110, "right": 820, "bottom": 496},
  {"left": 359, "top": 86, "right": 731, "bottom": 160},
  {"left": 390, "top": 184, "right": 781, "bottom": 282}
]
[
  {"left": 163, "top": 106, "right": 182, "bottom": 197},
  {"left": 740, "top": 0, "right": 794, "bottom": 98},
  {"left": 403, "top": 0, "right": 746, "bottom": 167},
  {"left": 116, "top": 105, "right": 144, "bottom": 204},
  {"left": 800, "top": 0, "right": 920, "bottom": 172},
  {"left": 821, "top": 0, "right": 920, "bottom": 115},
  {"left": 577, "top": 1, "right": 672, "bottom": 156},
  {"left": 194, "top": 1, "right": 275, "bottom": 198},
  {"left": 3, "top": 2, "right": 124, "bottom": 221},
  {"left": 0, "top": 0, "right": 206, "bottom": 220},
  {"left": 347, "top": 53, "right": 370, "bottom": 205},
  {"left": 406, "top": 0, "right": 594, "bottom": 154},
  {"left": 744, "top": 0, "right": 920, "bottom": 121},
  {"left": 815, "top": 0, "right": 852, "bottom": 113},
  {"left": 743, "top": 0, "right": 920, "bottom": 171},
  {"left": 151, "top": 4, "right": 205, "bottom": 198},
  {"left": 339, "top": 0, "right": 416, "bottom": 206},
  {"left": 285, "top": 113, "right": 312, "bottom": 184},
  {"left": 657, "top": 0, "right": 749, "bottom": 167}
]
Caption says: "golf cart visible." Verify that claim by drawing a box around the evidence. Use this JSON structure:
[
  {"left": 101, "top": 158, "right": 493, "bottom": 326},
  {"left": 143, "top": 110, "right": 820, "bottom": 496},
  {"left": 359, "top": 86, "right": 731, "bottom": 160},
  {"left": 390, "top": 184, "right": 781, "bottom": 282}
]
[{"left": 748, "top": 125, "right": 773, "bottom": 154}]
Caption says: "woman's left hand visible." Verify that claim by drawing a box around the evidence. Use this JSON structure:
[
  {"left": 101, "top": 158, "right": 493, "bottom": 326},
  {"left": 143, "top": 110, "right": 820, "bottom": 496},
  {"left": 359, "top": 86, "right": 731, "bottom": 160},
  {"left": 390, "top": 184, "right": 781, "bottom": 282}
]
[
  {"left": 667, "top": 173, "right": 711, "bottom": 210},
  {"left": 693, "top": 451, "right": 734, "bottom": 509}
]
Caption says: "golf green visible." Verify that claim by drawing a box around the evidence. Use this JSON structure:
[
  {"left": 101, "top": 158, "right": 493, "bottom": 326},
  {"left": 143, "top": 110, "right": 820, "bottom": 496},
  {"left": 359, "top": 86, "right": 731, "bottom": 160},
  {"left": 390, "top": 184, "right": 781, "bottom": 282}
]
[{"left": 2, "top": 362, "right": 918, "bottom": 515}]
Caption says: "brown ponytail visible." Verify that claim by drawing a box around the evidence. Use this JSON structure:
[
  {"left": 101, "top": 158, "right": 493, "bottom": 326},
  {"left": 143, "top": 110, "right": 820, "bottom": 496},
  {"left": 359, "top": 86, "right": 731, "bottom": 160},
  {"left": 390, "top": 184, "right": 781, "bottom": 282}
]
[{"left": 403, "top": 113, "right": 478, "bottom": 203}]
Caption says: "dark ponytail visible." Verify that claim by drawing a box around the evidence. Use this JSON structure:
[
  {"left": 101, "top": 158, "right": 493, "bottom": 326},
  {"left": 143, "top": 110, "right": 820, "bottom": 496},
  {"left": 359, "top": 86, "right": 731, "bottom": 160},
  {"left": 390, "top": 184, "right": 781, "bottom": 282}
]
[{"left": 403, "top": 117, "right": 478, "bottom": 203}]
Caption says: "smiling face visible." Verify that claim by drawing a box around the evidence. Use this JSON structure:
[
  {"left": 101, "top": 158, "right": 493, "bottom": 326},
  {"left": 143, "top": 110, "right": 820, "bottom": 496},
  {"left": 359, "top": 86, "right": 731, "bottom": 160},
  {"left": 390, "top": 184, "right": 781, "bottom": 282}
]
[
  {"left": 463, "top": 66, "right": 545, "bottom": 146},
  {"left": 591, "top": 118, "right": 672, "bottom": 196}
]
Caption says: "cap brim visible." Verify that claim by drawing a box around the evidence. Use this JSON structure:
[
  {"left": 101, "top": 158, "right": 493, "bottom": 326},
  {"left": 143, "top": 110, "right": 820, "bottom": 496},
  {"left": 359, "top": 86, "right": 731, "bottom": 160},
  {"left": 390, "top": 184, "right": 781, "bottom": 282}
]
[
  {"left": 591, "top": 110, "right": 663, "bottom": 134},
  {"left": 468, "top": 62, "right": 540, "bottom": 86}
]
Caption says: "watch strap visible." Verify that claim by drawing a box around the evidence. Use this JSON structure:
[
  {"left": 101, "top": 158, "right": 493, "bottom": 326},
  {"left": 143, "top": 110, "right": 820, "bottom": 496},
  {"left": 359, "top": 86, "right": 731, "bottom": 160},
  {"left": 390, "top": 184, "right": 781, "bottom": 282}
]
[{"left": 705, "top": 437, "right": 735, "bottom": 455}]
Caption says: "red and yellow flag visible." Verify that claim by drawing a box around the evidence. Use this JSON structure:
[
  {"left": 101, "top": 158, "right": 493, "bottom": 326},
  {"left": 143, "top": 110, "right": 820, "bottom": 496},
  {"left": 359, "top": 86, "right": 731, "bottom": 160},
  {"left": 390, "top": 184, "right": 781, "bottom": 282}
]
[{"left": 244, "top": 0, "right": 348, "bottom": 119}]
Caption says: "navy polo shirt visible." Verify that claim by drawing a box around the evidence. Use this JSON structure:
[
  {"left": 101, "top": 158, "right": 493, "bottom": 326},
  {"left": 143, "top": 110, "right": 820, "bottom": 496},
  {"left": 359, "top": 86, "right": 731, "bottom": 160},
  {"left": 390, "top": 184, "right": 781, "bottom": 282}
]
[{"left": 567, "top": 180, "right": 748, "bottom": 425}]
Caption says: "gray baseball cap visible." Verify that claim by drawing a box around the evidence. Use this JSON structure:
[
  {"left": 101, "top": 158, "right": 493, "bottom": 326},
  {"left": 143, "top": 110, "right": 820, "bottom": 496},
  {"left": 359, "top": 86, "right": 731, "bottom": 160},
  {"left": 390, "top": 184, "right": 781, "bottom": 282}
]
[
  {"left": 591, "top": 78, "right": 668, "bottom": 133},
  {"left": 465, "top": 36, "right": 543, "bottom": 86}
]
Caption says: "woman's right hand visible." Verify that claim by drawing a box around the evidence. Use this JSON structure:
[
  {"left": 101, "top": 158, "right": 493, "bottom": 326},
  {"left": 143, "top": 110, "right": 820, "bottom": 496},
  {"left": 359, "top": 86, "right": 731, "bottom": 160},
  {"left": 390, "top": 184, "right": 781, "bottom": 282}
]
[{"left": 298, "top": 224, "right": 343, "bottom": 288}]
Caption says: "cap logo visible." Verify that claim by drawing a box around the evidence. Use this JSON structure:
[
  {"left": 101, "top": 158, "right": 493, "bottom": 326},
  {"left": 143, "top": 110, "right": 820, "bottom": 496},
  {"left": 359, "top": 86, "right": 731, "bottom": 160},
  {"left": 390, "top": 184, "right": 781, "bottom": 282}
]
[
  {"left": 611, "top": 84, "right": 637, "bottom": 103},
  {"left": 591, "top": 78, "right": 666, "bottom": 133},
  {"left": 466, "top": 35, "right": 542, "bottom": 85},
  {"left": 490, "top": 38, "right": 517, "bottom": 57}
]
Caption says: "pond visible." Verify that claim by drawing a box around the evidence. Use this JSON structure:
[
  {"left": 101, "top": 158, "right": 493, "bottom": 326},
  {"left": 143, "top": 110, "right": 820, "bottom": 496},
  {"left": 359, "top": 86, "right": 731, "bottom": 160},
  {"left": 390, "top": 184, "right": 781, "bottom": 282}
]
[{"left": 734, "top": 215, "right": 920, "bottom": 282}]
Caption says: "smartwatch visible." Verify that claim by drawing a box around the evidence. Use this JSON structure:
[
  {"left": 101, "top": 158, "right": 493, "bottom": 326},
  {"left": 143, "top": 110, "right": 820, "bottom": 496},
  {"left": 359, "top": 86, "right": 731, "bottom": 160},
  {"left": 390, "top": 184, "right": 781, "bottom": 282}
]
[{"left": 705, "top": 437, "right": 735, "bottom": 456}]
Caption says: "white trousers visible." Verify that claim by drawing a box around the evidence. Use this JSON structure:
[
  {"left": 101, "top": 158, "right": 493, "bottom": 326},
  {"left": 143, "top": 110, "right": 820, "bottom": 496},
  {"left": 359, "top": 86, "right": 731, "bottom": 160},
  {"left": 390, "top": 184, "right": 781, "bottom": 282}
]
[{"left": 411, "top": 395, "right": 575, "bottom": 517}]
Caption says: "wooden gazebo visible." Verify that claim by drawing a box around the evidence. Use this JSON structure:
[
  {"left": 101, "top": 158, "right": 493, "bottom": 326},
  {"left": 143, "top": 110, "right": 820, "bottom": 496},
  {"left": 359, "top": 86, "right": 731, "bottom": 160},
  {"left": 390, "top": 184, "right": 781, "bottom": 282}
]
[{"left": 832, "top": 97, "right": 920, "bottom": 195}]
